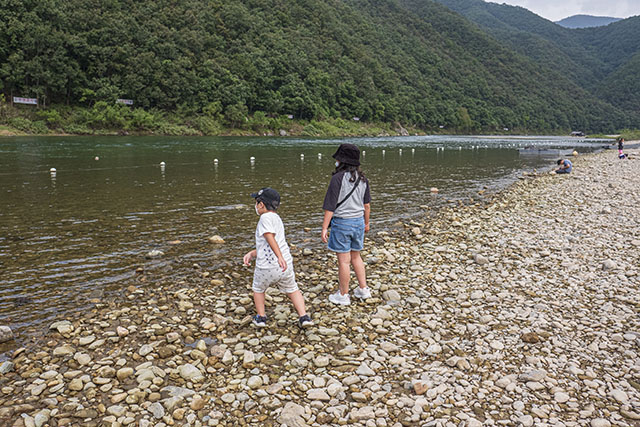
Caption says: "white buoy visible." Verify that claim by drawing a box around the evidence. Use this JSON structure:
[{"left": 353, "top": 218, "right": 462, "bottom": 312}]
[
  {"left": 213, "top": 158, "right": 219, "bottom": 164},
  {"left": 160, "top": 162, "right": 166, "bottom": 167},
  {"left": 399, "top": 149, "right": 403, "bottom": 154},
  {"left": 94, "top": 156, "right": 99, "bottom": 161},
  {"left": 300, "top": 154, "right": 304, "bottom": 159},
  {"left": 362, "top": 150, "right": 366, "bottom": 156},
  {"left": 382, "top": 150, "right": 386, "bottom": 155},
  {"left": 412, "top": 148, "right": 415, "bottom": 154},
  {"left": 49, "top": 168, "right": 57, "bottom": 173},
  {"left": 317, "top": 153, "right": 322, "bottom": 159},
  {"left": 250, "top": 157, "right": 255, "bottom": 161}
]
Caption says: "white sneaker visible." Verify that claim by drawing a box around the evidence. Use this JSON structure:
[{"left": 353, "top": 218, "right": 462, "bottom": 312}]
[
  {"left": 328, "top": 291, "right": 350, "bottom": 305},
  {"left": 353, "top": 286, "right": 372, "bottom": 299}
]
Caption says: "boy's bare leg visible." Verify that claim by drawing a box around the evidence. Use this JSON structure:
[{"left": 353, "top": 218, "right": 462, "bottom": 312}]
[
  {"left": 287, "top": 290, "right": 306, "bottom": 316},
  {"left": 350, "top": 251, "right": 367, "bottom": 288},
  {"left": 253, "top": 292, "right": 266, "bottom": 316},
  {"left": 337, "top": 252, "right": 352, "bottom": 295}
]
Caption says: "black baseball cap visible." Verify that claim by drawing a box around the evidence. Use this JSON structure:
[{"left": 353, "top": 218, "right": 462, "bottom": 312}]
[{"left": 251, "top": 187, "right": 280, "bottom": 210}]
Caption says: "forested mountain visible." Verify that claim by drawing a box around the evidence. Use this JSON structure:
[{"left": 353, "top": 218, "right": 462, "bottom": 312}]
[
  {"left": 556, "top": 15, "right": 622, "bottom": 29},
  {"left": 0, "top": 0, "right": 637, "bottom": 134},
  {"left": 432, "top": 0, "right": 640, "bottom": 115}
]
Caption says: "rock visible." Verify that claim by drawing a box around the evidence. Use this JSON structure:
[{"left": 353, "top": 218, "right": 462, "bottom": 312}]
[
  {"left": 178, "top": 364, "right": 204, "bottom": 383},
  {"left": 34, "top": 412, "right": 49, "bottom": 427},
  {"left": 68, "top": 378, "right": 83, "bottom": 391},
  {"left": 602, "top": 259, "right": 617, "bottom": 270},
  {"left": 247, "top": 376, "right": 263, "bottom": 389},
  {"left": 116, "top": 326, "right": 129, "bottom": 337},
  {"left": 78, "top": 335, "right": 95, "bottom": 345},
  {"left": 554, "top": 392, "right": 570, "bottom": 403},
  {"left": 242, "top": 351, "right": 255, "bottom": 368},
  {"left": 138, "top": 344, "right": 153, "bottom": 356},
  {"left": 610, "top": 389, "right": 628, "bottom": 404},
  {"left": 350, "top": 406, "right": 376, "bottom": 422},
  {"left": 74, "top": 353, "right": 91, "bottom": 366},
  {"left": 50, "top": 320, "right": 73, "bottom": 335},
  {"left": 519, "top": 369, "right": 546, "bottom": 382},
  {"left": 208, "top": 235, "right": 225, "bottom": 244},
  {"left": 148, "top": 402, "right": 164, "bottom": 419},
  {"left": 521, "top": 332, "right": 540, "bottom": 343},
  {"left": 0, "top": 326, "right": 14, "bottom": 343},
  {"left": 356, "top": 362, "right": 375, "bottom": 376},
  {"left": 107, "top": 405, "right": 126, "bottom": 417},
  {"left": 53, "top": 344, "right": 74, "bottom": 356},
  {"left": 426, "top": 344, "right": 442, "bottom": 355},
  {"left": 116, "top": 367, "right": 133, "bottom": 380},
  {"left": 473, "top": 253, "right": 489, "bottom": 265},
  {"left": 313, "top": 355, "right": 330, "bottom": 368},
  {"left": 0, "top": 360, "right": 15, "bottom": 375},
  {"left": 413, "top": 382, "right": 428, "bottom": 395},
  {"left": 221, "top": 393, "right": 235, "bottom": 404},
  {"left": 307, "top": 389, "right": 330, "bottom": 401},
  {"left": 190, "top": 397, "right": 206, "bottom": 410},
  {"left": 590, "top": 419, "right": 611, "bottom": 427},
  {"left": 519, "top": 415, "right": 534, "bottom": 427},
  {"left": 145, "top": 250, "right": 164, "bottom": 258},
  {"left": 278, "top": 402, "right": 308, "bottom": 427},
  {"left": 430, "top": 187, "right": 439, "bottom": 193},
  {"left": 382, "top": 290, "right": 401, "bottom": 303}
]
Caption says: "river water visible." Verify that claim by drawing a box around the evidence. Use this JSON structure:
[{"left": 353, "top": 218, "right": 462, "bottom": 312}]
[{"left": 0, "top": 135, "right": 605, "bottom": 342}]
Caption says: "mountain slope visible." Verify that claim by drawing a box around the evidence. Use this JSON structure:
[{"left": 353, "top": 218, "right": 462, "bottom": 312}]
[
  {"left": 556, "top": 15, "right": 622, "bottom": 29},
  {"left": 432, "top": 0, "right": 640, "bottom": 117},
  {"left": 0, "top": 0, "right": 635, "bottom": 132}
]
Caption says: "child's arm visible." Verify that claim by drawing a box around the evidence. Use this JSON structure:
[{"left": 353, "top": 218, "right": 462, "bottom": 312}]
[
  {"left": 263, "top": 233, "right": 287, "bottom": 271},
  {"left": 243, "top": 249, "right": 257, "bottom": 266},
  {"left": 364, "top": 203, "right": 370, "bottom": 233},
  {"left": 321, "top": 210, "right": 334, "bottom": 243}
]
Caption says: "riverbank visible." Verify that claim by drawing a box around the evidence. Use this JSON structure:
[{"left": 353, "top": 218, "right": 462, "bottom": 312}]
[
  {"left": 1, "top": 150, "right": 639, "bottom": 426},
  {"left": 2, "top": 103, "right": 634, "bottom": 139}
]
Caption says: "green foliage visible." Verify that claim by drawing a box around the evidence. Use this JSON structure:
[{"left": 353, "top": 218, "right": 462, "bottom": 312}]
[
  {"left": 8, "top": 117, "right": 48, "bottom": 134},
  {"left": 0, "top": 0, "right": 638, "bottom": 134}
]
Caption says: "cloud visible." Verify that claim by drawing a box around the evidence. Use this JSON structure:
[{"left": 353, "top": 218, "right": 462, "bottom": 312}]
[{"left": 488, "top": 0, "right": 639, "bottom": 21}]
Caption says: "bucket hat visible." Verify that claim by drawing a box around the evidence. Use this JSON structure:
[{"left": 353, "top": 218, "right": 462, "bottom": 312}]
[{"left": 332, "top": 143, "right": 360, "bottom": 166}]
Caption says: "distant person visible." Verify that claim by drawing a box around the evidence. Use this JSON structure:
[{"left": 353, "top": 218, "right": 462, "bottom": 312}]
[
  {"left": 243, "top": 187, "right": 313, "bottom": 328},
  {"left": 321, "top": 143, "right": 372, "bottom": 305},
  {"left": 555, "top": 158, "right": 573, "bottom": 174},
  {"left": 617, "top": 138, "right": 627, "bottom": 159}
]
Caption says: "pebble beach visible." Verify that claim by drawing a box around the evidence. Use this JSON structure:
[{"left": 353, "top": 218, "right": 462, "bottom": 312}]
[{"left": 0, "top": 149, "right": 638, "bottom": 427}]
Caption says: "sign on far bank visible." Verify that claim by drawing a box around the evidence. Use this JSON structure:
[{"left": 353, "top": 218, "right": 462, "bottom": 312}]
[
  {"left": 116, "top": 99, "right": 134, "bottom": 105},
  {"left": 13, "top": 97, "right": 38, "bottom": 105}
]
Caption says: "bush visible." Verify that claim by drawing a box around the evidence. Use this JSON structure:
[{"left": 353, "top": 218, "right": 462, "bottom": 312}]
[
  {"left": 8, "top": 117, "right": 49, "bottom": 134},
  {"left": 192, "top": 116, "right": 222, "bottom": 135}
]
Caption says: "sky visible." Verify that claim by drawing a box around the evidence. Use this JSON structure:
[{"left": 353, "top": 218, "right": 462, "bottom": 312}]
[{"left": 487, "top": 0, "right": 640, "bottom": 21}]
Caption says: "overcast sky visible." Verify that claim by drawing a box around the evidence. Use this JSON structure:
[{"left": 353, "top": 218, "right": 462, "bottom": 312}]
[{"left": 487, "top": 0, "right": 639, "bottom": 21}]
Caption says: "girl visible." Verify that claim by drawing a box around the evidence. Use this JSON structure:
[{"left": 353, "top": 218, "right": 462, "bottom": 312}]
[{"left": 321, "top": 143, "right": 372, "bottom": 305}]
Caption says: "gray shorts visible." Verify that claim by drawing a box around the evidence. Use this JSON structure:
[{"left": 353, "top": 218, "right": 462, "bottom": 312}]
[{"left": 252, "top": 267, "right": 299, "bottom": 294}]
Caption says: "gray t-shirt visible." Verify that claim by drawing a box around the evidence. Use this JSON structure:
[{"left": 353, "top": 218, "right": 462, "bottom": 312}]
[{"left": 322, "top": 171, "right": 371, "bottom": 218}]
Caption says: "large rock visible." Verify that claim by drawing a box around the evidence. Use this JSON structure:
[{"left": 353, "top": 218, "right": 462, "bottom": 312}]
[
  {"left": 278, "top": 402, "right": 308, "bottom": 427},
  {"left": 178, "top": 364, "right": 204, "bottom": 383},
  {"left": 0, "top": 326, "right": 14, "bottom": 343}
]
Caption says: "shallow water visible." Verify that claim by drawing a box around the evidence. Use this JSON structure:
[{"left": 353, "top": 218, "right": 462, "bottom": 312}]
[{"left": 0, "top": 135, "right": 604, "bottom": 339}]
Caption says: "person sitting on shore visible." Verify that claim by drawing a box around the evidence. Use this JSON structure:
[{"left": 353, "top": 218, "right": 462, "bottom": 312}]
[
  {"left": 554, "top": 158, "right": 573, "bottom": 174},
  {"left": 243, "top": 187, "right": 313, "bottom": 328}
]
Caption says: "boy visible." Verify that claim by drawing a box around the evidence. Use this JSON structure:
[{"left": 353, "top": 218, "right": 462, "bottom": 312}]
[
  {"left": 555, "top": 158, "right": 572, "bottom": 174},
  {"left": 243, "top": 187, "right": 313, "bottom": 328}
]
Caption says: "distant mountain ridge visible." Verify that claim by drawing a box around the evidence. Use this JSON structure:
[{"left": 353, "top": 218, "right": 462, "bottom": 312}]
[
  {"left": 556, "top": 15, "right": 622, "bottom": 29},
  {"left": 432, "top": 0, "right": 640, "bottom": 123}
]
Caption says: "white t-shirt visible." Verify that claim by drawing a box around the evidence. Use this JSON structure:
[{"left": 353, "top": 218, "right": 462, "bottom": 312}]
[{"left": 255, "top": 212, "right": 293, "bottom": 270}]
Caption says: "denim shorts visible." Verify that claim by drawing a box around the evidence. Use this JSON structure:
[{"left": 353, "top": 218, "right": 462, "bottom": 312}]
[{"left": 328, "top": 216, "right": 365, "bottom": 253}]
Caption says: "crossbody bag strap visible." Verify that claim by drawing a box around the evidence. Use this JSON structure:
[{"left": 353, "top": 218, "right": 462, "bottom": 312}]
[{"left": 335, "top": 175, "right": 361, "bottom": 209}]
